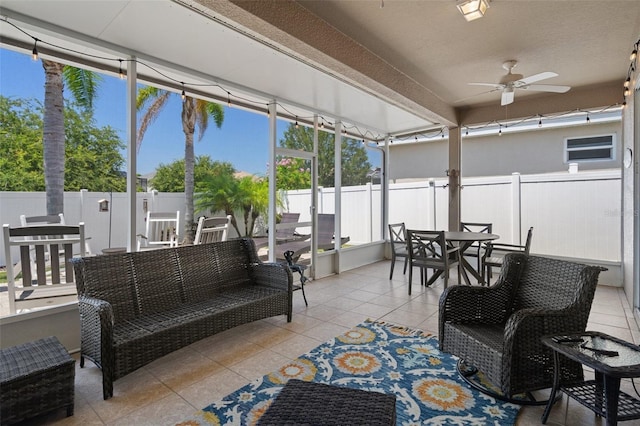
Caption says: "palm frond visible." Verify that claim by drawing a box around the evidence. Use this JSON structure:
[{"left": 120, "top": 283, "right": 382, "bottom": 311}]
[
  {"left": 207, "top": 102, "right": 225, "bottom": 128},
  {"left": 136, "top": 86, "right": 162, "bottom": 110},
  {"left": 137, "top": 90, "right": 171, "bottom": 150},
  {"left": 62, "top": 66, "right": 103, "bottom": 112}
]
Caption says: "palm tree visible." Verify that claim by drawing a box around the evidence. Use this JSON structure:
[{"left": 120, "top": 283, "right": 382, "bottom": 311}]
[
  {"left": 42, "top": 59, "right": 101, "bottom": 215},
  {"left": 195, "top": 169, "right": 241, "bottom": 235},
  {"left": 196, "top": 174, "right": 280, "bottom": 237},
  {"left": 237, "top": 177, "right": 271, "bottom": 237},
  {"left": 137, "top": 87, "right": 224, "bottom": 243}
]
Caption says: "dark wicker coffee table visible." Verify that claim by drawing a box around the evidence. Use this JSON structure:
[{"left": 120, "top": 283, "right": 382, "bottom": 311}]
[
  {"left": 257, "top": 379, "right": 396, "bottom": 425},
  {"left": 0, "top": 336, "right": 75, "bottom": 425}
]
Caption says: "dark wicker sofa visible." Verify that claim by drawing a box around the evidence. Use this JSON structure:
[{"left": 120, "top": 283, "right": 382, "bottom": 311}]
[{"left": 72, "top": 238, "right": 293, "bottom": 400}]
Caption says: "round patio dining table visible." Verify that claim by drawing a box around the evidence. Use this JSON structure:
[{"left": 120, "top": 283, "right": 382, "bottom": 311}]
[{"left": 445, "top": 231, "right": 499, "bottom": 286}]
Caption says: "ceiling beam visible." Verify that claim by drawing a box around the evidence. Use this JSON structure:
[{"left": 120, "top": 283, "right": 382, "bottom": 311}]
[{"left": 186, "top": 0, "right": 457, "bottom": 127}]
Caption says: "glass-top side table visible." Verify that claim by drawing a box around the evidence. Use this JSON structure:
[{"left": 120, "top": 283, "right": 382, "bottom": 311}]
[{"left": 541, "top": 331, "right": 640, "bottom": 426}]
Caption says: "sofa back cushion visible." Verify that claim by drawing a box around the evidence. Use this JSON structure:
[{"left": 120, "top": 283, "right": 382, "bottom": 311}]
[
  {"left": 73, "top": 254, "right": 139, "bottom": 322},
  {"left": 177, "top": 239, "right": 254, "bottom": 303},
  {"left": 130, "top": 248, "right": 184, "bottom": 315}
]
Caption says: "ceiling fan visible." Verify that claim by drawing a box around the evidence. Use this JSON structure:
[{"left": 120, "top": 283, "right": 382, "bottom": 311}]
[{"left": 469, "top": 60, "right": 571, "bottom": 106}]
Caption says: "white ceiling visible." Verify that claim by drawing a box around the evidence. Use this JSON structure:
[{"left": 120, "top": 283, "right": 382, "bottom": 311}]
[{"left": 1, "top": 0, "right": 639, "bottom": 139}]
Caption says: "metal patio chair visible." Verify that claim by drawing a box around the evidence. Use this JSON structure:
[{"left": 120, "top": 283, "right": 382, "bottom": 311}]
[
  {"left": 460, "top": 222, "right": 492, "bottom": 273},
  {"left": 482, "top": 226, "right": 533, "bottom": 284},
  {"left": 406, "top": 229, "right": 460, "bottom": 293},
  {"left": 388, "top": 222, "right": 409, "bottom": 280}
]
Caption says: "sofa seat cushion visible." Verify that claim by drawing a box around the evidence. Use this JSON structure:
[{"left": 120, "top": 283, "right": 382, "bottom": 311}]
[
  {"left": 216, "top": 284, "right": 287, "bottom": 303},
  {"left": 113, "top": 285, "right": 285, "bottom": 342},
  {"left": 115, "top": 298, "right": 241, "bottom": 338}
]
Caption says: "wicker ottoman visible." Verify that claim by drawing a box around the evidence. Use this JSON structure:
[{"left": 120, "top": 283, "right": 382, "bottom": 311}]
[
  {"left": 0, "top": 336, "right": 75, "bottom": 425},
  {"left": 257, "top": 379, "right": 396, "bottom": 426}
]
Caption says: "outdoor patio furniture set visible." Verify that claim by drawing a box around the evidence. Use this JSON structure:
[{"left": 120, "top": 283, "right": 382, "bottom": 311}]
[
  {"left": 0, "top": 215, "right": 620, "bottom": 423},
  {"left": 388, "top": 221, "right": 533, "bottom": 289}
]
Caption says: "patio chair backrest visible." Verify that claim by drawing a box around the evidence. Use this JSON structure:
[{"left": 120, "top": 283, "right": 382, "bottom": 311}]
[
  {"left": 406, "top": 229, "right": 449, "bottom": 262},
  {"left": 317, "top": 213, "right": 336, "bottom": 245},
  {"left": 388, "top": 222, "right": 408, "bottom": 254},
  {"left": 20, "top": 213, "right": 65, "bottom": 227},
  {"left": 512, "top": 254, "right": 599, "bottom": 313},
  {"left": 275, "top": 212, "right": 301, "bottom": 239},
  {"left": 3, "top": 223, "right": 86, "bottom": 314},
  {"left": 20, "top": 213, "right": 93, "bottom": 256},
  {"left": 138, "top": 211, "right": 180, "bottom": 250},
  {"left": 194, "top": 215, "right": 231, "bottom": 244}
]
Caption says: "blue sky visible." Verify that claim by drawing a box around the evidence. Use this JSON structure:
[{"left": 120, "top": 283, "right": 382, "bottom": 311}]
[{"left": 0, "top": 48, "right": 287, "bottom": 176}]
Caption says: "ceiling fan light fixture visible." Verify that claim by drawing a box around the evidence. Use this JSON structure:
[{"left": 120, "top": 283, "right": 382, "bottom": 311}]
[{"left": 456, "top": 0, "right": 490, "bottom": 22}]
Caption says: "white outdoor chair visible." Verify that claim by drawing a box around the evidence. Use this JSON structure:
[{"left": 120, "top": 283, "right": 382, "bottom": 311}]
[
  {"left": 20, "top": 213, "right": 93, "bottom": 256},
  {"left": 194, "top": 215, "right": 231, "bottom": 244},
  {"left": 137, "top": 211, "right": 180, "bottom": 251},
  {"left": 3, "top": 223, "right": 86, "bottom": 314}
]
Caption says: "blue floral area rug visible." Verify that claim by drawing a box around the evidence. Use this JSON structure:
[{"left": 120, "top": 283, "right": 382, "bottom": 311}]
[{"left": 178, "top": 319, "right": 520, "bottom": 425}]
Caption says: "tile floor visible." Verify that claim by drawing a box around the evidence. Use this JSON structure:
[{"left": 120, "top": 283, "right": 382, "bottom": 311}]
[{"left": 19, "top": 260, "right": 640, "bottom": 425}]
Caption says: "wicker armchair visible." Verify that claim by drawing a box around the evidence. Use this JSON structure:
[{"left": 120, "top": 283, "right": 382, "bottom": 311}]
[{"left": 439, "top": 253, "right": 605, "bottom": 403}]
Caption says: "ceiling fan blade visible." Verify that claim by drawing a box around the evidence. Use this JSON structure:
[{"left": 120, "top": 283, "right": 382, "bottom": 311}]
[
  {"left": 517, "top": 71, "right": 558, "bottom": 85},
  {"left": 454, "top": 87, "right": 502, "bottom": 103},
  {"left": 468, "top": 82, "right": 505, "bottom": 89},
  {"left": 501, "top": 89, "right": 515, "bottom": 106},
  {"left": 520, "top": 84, "right": 571, "bottom": 93}
]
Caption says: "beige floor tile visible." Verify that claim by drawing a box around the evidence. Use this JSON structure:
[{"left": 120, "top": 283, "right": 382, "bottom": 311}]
[
  {"left": 146, "top": 349, "right": 226, "bottom": 391},
  {"left": 239, "top": 322, "right": 299, "bottom": 348},
  {"left": 301, "top": 321, "right": 350, "bottom": 342},
  {"left": 368, "top": 294, "right": 412, "bottom": 309},
  {"left": 330, "top": 310, "right": 371, "bottom": 328},
  {"left": 273, "top": 312, "right": 324, "bottom": 333},
  {"left": 417, "top": 313, "right": 440, "bottom": 335},
  {"left": 268, "top": 333, "right": 323, "bottom": 358},
  {"left": 194, "top": 336, "right": 267, "bottom": 367},
  {"left": 107, "top": 392, "right": 196, "bottom": 426},
  {"left": 588, "top": 311, "right": 631, "bottom": 329},
  {"left": 396, "top": 299, "right": 440, "bottom": 315},
  {"left": 177, "top": 367, "right": 250, "bottom": 409},
  {"left": 350, "top": 301, "right": 396, "bottom": 318},
  {"left": 300, "top": 304, "right": 345, "bottom": 321},
  {"left": 379, "top": 309, "right": 432, "bottom": 328},
  {"left": 321, "top": 295, "right": 365, "bottom": 311},
  {"left": 86, "top": 369, "right": 173, "bottom": 423},
  {"left": 341, "top": 288, "right": 381, "bottom": 302},
  {"left": 227, "top": 349, "right": 291, "bottom": 381},
  {"left": 590, "top": 301, "right": 626, "bottom": 317}
]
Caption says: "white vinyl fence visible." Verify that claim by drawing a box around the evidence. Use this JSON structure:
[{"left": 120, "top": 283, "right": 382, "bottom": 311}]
[
  {"left": 284, "top": 169, "right": 622, "bottom": 263},
  {"left": 0, "top": 169, "right": 621, "bottom": 266}
]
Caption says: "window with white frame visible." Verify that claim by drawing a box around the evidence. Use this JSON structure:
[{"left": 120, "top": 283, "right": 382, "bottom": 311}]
[{"left": 564, "top": 134, "right": 615, "bottom": 162}]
